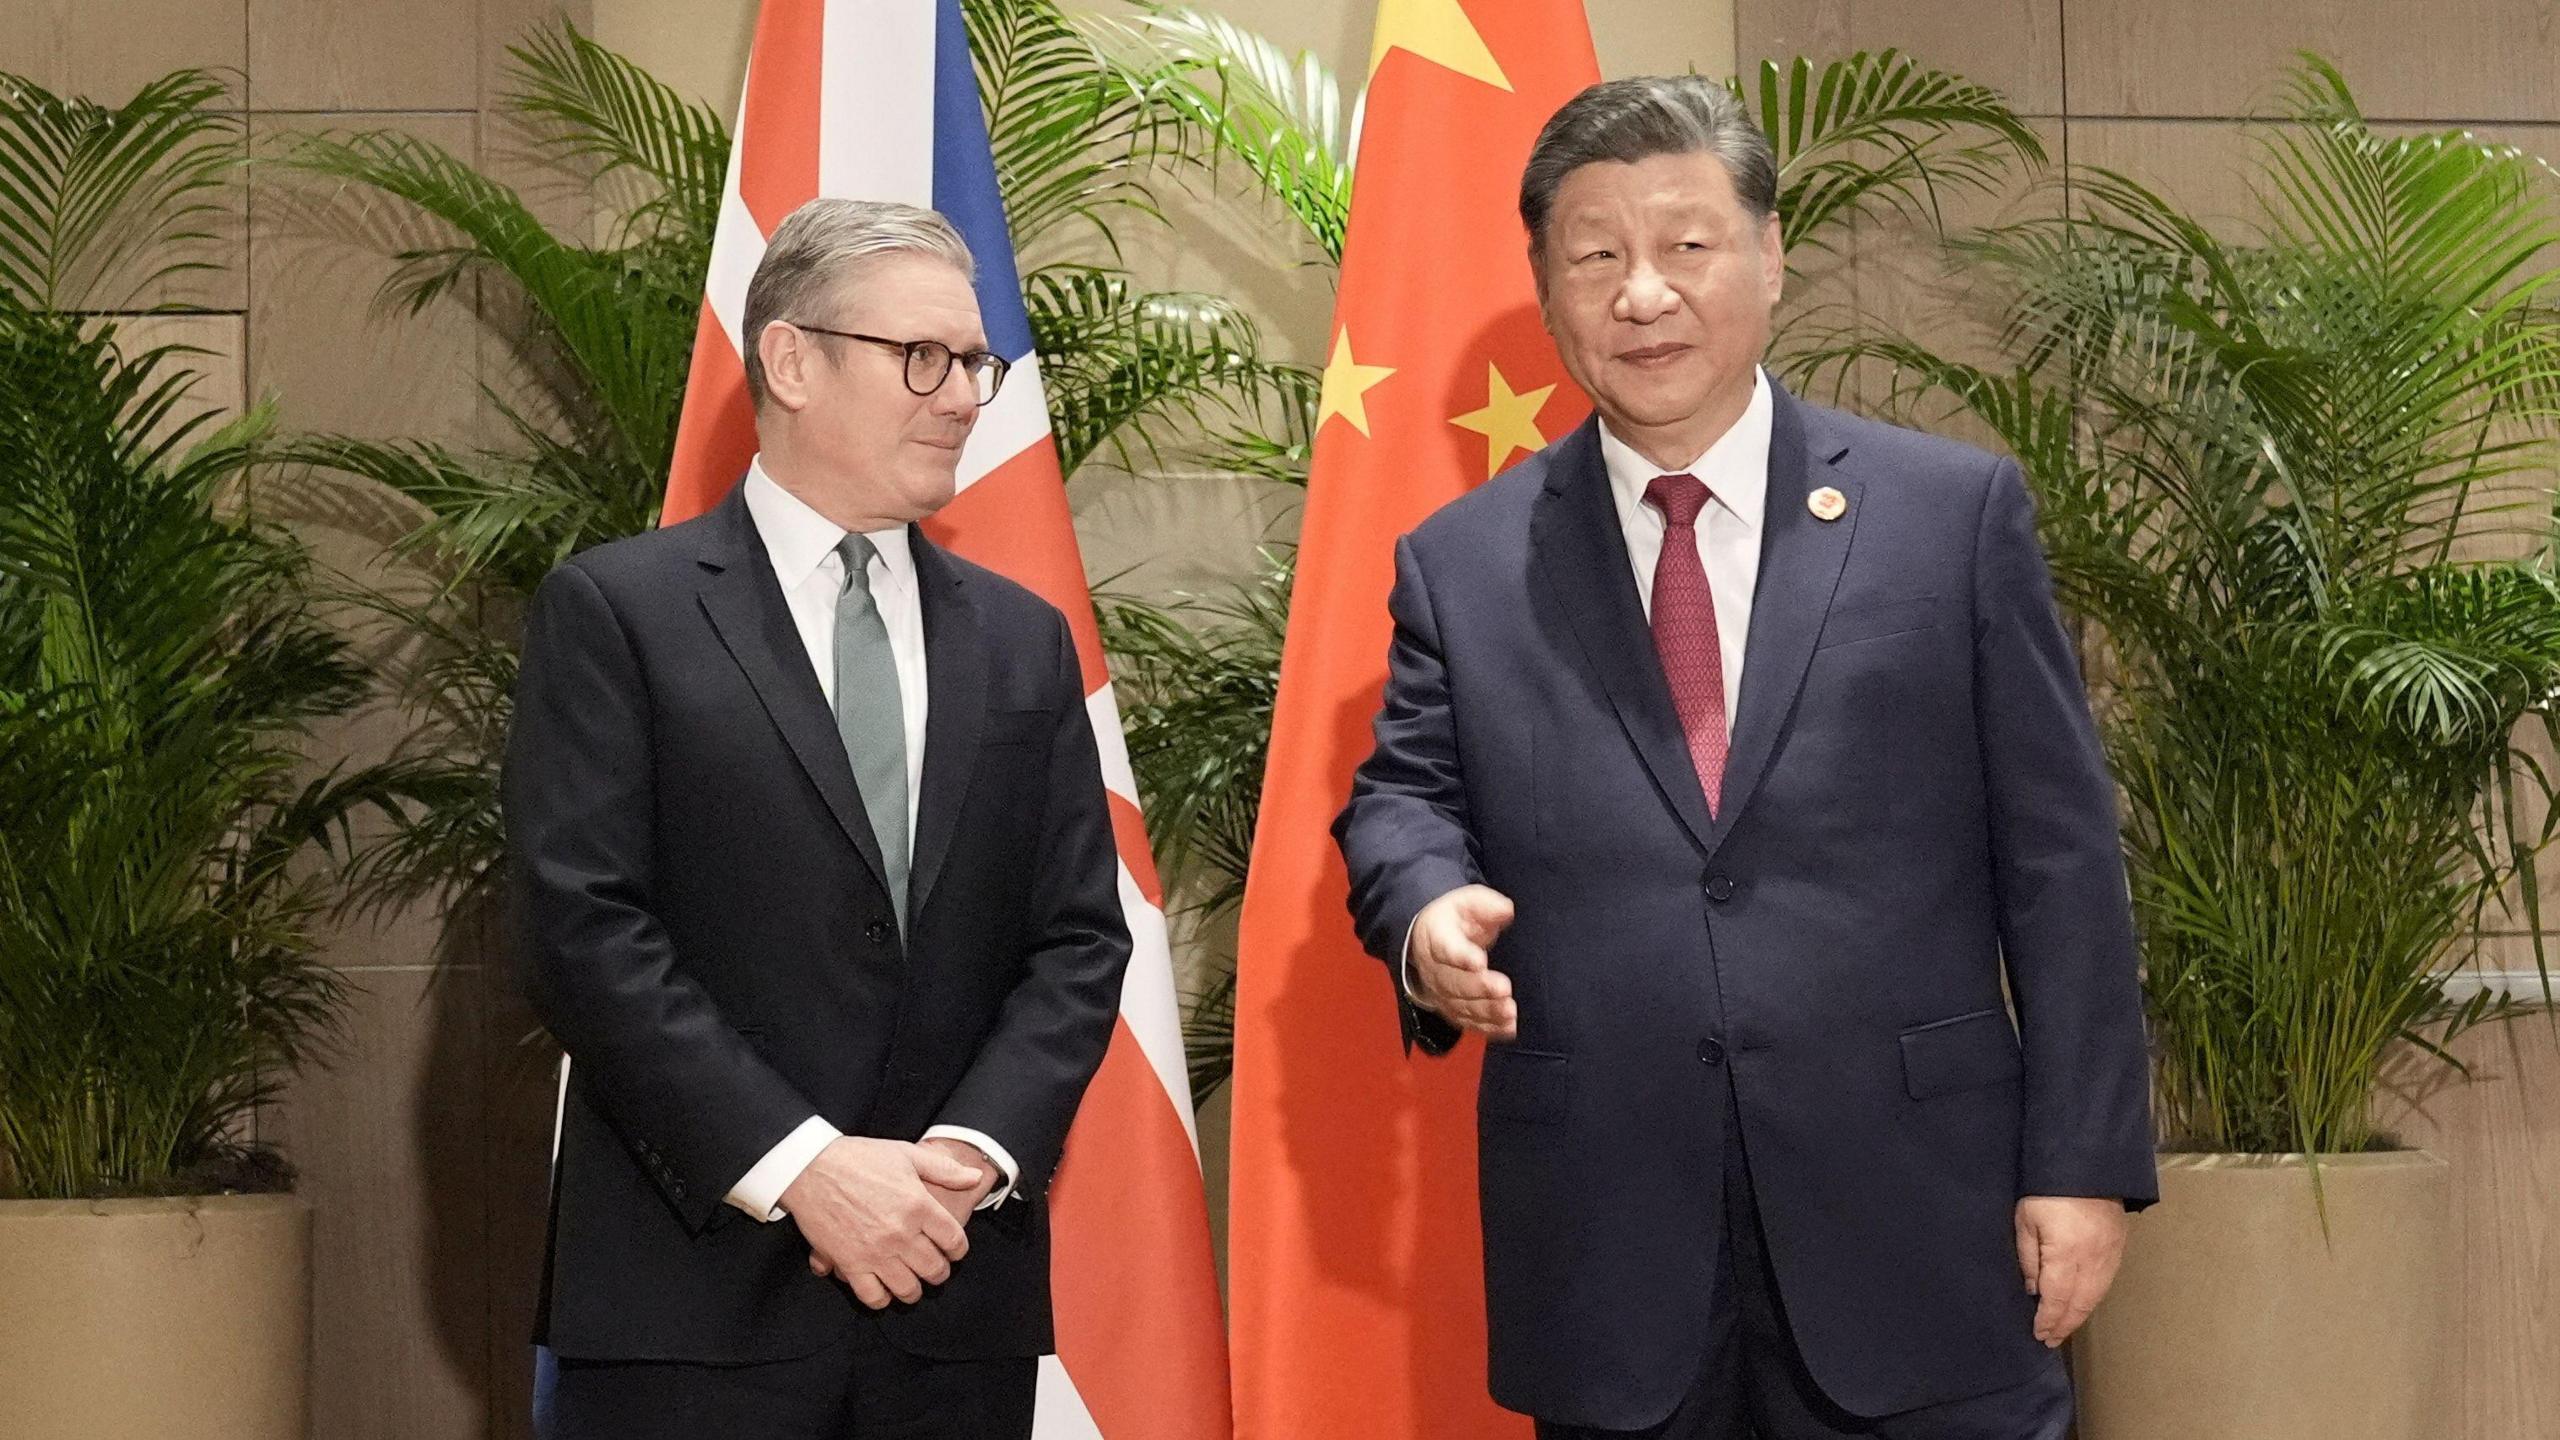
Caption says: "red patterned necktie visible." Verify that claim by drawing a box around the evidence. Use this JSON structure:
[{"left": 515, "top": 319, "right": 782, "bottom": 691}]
[{"left": 1643, "top": 472, "right": 1727, "bottom": 815}]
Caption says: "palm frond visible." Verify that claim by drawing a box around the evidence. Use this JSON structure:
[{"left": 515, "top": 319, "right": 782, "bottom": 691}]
[
  {"left": 1747, "top": 49, "right": 2047, "bottom": 259},
  {"left": 504, "top": 19, "right": 729, "bottom": 245},
  {"left": 0, "top": 68, "right": 240, "bottom": 311}
]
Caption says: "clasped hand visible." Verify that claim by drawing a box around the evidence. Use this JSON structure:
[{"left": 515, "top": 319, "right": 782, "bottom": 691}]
[{"left": 778, "top": 1136, "right": 994, "bottom": 1309}]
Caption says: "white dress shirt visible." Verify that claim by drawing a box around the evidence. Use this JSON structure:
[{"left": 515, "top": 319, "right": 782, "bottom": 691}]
[
  {"left": 723, "top": 456, "right": 1022, "bottom": 1221},
  {"left": 1404, "top": 367, "right": 1774, "bottom": 1001}
]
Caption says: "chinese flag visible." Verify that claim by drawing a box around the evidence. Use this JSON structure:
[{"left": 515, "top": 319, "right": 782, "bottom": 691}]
[{"left": 1225, "top": 1, "right": 1599, "bottom": 1436}]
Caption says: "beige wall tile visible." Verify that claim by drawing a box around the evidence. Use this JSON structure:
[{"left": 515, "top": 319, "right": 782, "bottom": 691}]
[
  {"left": 247, "top": 0, "right": 477, "bottom": 112},
  {"left": 475, "top": 937, "right": 560, "bottom": 1440},
  {"left": 2379, "top": 1007, "right": 2560, "bottom": 1440},
  {"left": 2064, "top": 0, "right": 2560, "bottom": 123},
  {"left": 103, "top": 311, "right": 249, "bottom": 442},
  {"left": 2062, "top": 118, "right": 2259, "bottom": 233},
  {"left": 262, "top": 965, "right": 491, "bottom": 1440},
  {"left": 246, "top": 112, "right": 483, "bottom": 445},
  {"left": 591, "top": 0, "right": 753, "bottom": 115},
  {"left": 481, "top": 0, "right": 595, "bottom": 113},
  {"left": 1, "top": 0, "right": 247, "bottom": 105},
  {"left": 1741, "top": 0, "right": 2060, "bottom": 116}
]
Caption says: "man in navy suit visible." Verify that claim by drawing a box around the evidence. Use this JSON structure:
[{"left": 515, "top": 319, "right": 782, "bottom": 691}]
[{"left": 1334, "top": 77, "right": 2158, "bottom": 1438}]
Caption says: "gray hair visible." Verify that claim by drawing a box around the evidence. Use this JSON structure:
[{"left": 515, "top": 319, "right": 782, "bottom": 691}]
[
  {"left": 740, "top": 198, "right": 977, "bottom": 409},
  {"left": 1518, "top": 76, "right": 1778, "bottom": 264}
]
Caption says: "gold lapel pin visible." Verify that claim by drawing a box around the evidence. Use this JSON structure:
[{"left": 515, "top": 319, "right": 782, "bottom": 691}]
[{"left": 1808, "top": 486, "right": 1847, "bottom": 522}]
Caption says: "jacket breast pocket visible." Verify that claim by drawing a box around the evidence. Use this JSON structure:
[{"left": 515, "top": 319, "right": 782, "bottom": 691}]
[
  {"left": 1478, "top": 1046, "right": 1571, "bottom": 1125},
  {"left": 1899, "top": 1007, "right": 2023, "bottom": 1100},
  {"left": 1815, "top": 593, "right": 1942, "bottom": 651}
]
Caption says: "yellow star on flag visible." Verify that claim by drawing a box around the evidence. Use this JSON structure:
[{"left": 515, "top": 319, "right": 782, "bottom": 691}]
[
  {"left": 1450, "top": 363, "right": 1557, "bottom": 476},
  {"left": 1368, "top": 0, "right": 1512, "bottom": 92},
  {"left": 1316, "top": 329, "right": 1398, "bottom": 437}
]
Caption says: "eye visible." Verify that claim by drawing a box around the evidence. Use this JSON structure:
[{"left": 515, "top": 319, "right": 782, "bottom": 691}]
[{"left": 1578, "top": 249, "right": 1614, "bottom": 263}]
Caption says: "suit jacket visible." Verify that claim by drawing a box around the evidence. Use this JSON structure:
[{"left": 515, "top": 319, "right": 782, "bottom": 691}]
[
  {"left": 503, "top": 485, "right": 1131, "bottom": 1365},
  {"left": 1334, "top": 382, "right": 2158, "bottom": 1428}
]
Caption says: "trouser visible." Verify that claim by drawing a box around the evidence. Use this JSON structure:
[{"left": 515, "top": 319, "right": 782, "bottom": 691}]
[
  {"left": 549, "top": 1312, "right": 1037, "bottom": 1440},
  {"left": 1536, "top": 1085, "right": 2072, "bottom": 1440}
]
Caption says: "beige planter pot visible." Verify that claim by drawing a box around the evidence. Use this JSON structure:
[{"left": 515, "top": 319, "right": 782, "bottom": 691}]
[
  {"left": 2072, "top": 1151, "right": 2450, "bottom": 1440},
  {"left": 0, "top": 1193, "right": 311, "bottom": 1440}
]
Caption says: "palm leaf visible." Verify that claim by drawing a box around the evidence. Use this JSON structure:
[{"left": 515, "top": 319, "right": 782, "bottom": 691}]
[{"left": 0, "top": 68, "right": 240, "bottom": 311}]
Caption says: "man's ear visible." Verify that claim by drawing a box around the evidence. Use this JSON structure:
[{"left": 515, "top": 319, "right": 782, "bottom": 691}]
[{"left": 758, "top": 321, "right": 811, "bottom": 413}]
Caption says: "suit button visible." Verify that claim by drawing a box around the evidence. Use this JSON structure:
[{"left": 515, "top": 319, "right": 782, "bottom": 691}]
[
  {"left": 865, "top": 920, "right": 894, "bottom": 945},
  {"left": 1698, "top": 1038, "right": 1727, "bottom": 1066},
  {"left": 1705, "top": 875, "right": 1737, "bottom": 903}
]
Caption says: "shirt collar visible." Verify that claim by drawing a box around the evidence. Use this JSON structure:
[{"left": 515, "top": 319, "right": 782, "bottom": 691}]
[
  {"left": 742, "top": 455, "right": 916, "bottom": 591},
  {"left": 1597, "top": 365, "right": 1773, "bottom": 532}
]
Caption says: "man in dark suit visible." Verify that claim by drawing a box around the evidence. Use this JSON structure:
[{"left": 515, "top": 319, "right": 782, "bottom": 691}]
[
  {"left": 504, "top": 197, "right": 1130, "bottom": 1438},
  {"left": 1334, "top": 77, "right": 2158, "bottom": 1438}
]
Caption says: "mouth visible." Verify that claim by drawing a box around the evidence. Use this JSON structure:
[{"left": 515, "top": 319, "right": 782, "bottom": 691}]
[
  {"left": 1617, "top": 342, "right": 1693, "bottom": 365},
  {"left": 913, "top": 434, "right": 969, "bottom": 452}
]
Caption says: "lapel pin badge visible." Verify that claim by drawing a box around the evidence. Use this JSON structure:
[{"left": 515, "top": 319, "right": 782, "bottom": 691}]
[{"left": 1808, "top": 486, "right": 1847, "bottom": 522}]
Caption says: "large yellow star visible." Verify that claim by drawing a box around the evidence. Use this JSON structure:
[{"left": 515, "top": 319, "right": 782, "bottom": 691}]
[
  {"left": 1367, "top": 0, "right": 1512, "bottom": 91},
  {"left": 1316, "top": 328, "right": 1398, "bottom": 437},
  {"left": 1450, "top": 363, "right": 1557, "bottom": 476}
]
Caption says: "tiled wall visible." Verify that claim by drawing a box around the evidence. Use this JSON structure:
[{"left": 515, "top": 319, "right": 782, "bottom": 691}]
[{"left": 1737, "top": 4, "right": 2560, "bottom": 1435}]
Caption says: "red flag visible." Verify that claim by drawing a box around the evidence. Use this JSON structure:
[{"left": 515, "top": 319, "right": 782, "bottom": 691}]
[
  {"left": 660, "top": 2, "right": 1229, "bottom": 1434},
  {"left": 1227, "top": 1, "right": 1598, "bottom": 1435}
]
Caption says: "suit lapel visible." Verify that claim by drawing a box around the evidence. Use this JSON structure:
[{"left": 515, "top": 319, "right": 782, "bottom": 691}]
[
  {"left": 693, "top": 487, "right": 894, "bottom": 899},
  {"left": 1533, "top": 416, "right": 1719, "bottom": 856},
  {"left": 1707, "top": 382, "right": 1859, "bottom": 861},
  {"left": 905, "top": 533, "right": 986, "bottom": 921}
]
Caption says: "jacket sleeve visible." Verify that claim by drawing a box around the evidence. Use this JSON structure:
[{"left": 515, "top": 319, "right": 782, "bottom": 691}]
[
  {"left": 1333, "top": 533, "right": 1473, "bottom": 1057},
  {"left": 926, "top": 609, "right": 1134, "bottom": 1195},
  {"left": 1970, "top": 458, "right": 2160, "bottom": 1209},
  {"left": 505, "top": 560, "right": 817, "bottom": 1233}
]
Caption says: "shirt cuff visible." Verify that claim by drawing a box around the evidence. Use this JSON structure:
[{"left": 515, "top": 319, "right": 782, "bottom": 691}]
[
  {"left": 727, "top": 1114, "right": 842, "bottom": 1222},
  {"left": 1400, "top": 913, "right": 1427, "bottom": 1004},
  {"left": 922, "top": 1125, "right": 1022, "bottom": 1211}
]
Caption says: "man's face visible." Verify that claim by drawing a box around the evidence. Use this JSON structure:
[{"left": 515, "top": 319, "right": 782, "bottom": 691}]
[
  {"left": 763, "top": 252, "right": 988, "bottom": 522},
  {"left": 1534, "top": 149, "right": 1784, "bottom": 443}
]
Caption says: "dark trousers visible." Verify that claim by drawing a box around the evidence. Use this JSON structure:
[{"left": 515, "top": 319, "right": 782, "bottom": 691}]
[
  {"left": 549, "top": 1313, "right": 1037, "bottom": 1440},
  {"left": 1536, "top": 1085, "right": 2072, "bottom": 1440}
]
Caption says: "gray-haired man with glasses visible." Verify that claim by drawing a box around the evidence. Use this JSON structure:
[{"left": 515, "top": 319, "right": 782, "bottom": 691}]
[{"left": 506, "top": 196, "right": 1131, "bottom": 1438}]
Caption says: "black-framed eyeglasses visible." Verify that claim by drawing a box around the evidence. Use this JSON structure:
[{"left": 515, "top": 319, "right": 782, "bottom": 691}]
[{"left": 788, "top": 322, "right": 1010, "bottom": 406}]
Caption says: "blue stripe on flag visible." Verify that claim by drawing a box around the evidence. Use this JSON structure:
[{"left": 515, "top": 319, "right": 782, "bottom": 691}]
[{"left": 931, "top": 0, "right": 1037, "bottom": 364}]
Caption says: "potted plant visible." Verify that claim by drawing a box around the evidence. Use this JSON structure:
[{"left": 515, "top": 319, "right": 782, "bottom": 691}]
[
  {"left": 1810, "top": 57, "right": 2560, "bottom": 1440},
  {"left": 0, "top": 70, "right": 414, "bottom": 1438}
]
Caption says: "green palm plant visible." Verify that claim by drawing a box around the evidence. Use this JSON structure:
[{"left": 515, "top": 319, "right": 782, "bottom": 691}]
[
  {"left": 0, "top": 67, "right": 412, "bottom": 1200},
  {"left": 0, "top": 298, "right": 415, "bottom": 1198},
  {"left": 1809, "top": 57, "right": 2560, "bottom": 1159},
  {"left": 271, "top": 22, "right": 724, "bottom": 904}
]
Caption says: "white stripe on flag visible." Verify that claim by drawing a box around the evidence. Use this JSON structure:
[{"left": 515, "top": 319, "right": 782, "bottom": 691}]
[
  {"left": 820, "top": 0, "right": 937, "bottom": 204},
  {"left": 705, "top": 182, "right": 765, "bottom": 359},
  {"left": 955, "top": 354, "right": 1056, "bottom": 494},
  {"left": 1088, "top": 683, "right": 1200, "bottom": 1152},
  {"left": 1033, "top": 1356, "right": 1106, "bottom": 1439}
]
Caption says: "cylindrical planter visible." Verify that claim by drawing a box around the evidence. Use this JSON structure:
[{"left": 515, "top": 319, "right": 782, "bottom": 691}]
[
  {"left": 2072, "top": 1151, "right": 2450, "bottom": 1440},
  {"left": 0, "top": 1193, "right": 311, "bottom": 1440}
]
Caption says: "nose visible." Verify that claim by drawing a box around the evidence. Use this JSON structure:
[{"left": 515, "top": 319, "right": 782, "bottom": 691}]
[
  {"left": 929, "top": 361, "right": 981, "bottom": 418},
  {"left": 1615, "top": 261, "right": 1681, "bottom": 324}
]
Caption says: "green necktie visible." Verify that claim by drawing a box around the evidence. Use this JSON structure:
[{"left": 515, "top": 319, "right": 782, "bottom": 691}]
[{"left": 833, "top": 533, "right": 909, "bottom": 931}]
